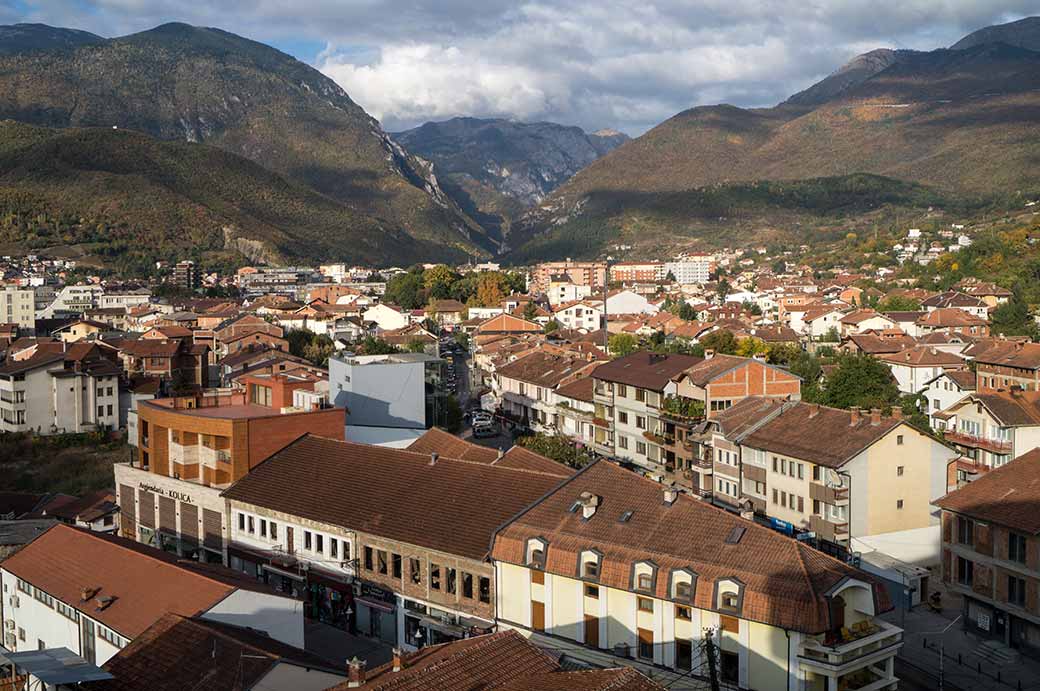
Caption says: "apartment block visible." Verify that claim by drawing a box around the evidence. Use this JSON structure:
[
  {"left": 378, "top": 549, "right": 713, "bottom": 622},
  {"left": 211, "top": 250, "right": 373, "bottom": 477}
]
[
  {"left": 936, "top": 449, "right": 1040, "bottom": 658},
  {"left": 221, "top": 434, "right": 567, "bottom": 649},
  {"left": 664, "top": 255, "right": 714, "bottom": 285},
  {"left": 494, "top": 351, "right": 601, "bottom": 434},
  {"left": 710, "top": 399, "right": 957, "bottom": 554},
  {"left": 975, "top": 341, "right": 1040, "bottom": 392},
  {"left": 933, "top": 389, "right": 1040, "bottom": 479},
  {"left": 609, "top": 262, "right": 665, "bottom": 284},
  {"left": 491, "top": 461, "right": 902, "bottom": 691},
  {"left": 0, "top": 285, "right": 35, "bottom": 329},
  {"left": 531, "top": 261, "right": 607, "bottom": 295}
]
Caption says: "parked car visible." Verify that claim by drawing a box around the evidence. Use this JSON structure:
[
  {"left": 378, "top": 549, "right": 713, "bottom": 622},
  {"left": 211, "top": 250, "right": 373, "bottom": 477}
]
[{"left": 472, "top": 422, "right": 497, "bottom": 438}]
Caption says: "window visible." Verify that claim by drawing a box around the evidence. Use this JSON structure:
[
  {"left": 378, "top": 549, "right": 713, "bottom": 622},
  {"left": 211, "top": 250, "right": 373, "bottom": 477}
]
[
  {"left": 636, "top": 416, "right": 646, "bottom": 430},
  {"left": 431, "top": 564, "right": 442, "bottom": 590},
  {"left": 585, "top": 584, "right": 599, "bottom": 599},
  {"left": 676, "top": 639, "right": 693, "bottom": 671},
  {"left": 584, "top": 559, "right": 599, "bottom": 580},
  {"left": 1009, "top": 575, "right": 1027, "bottom": 607},
  {"left": 259, "top": 519, "right": 267, "bottom": 538},
  {"left": 675, "top": 604, "right": 691, "bottom": 621},
  {"left": 897, "top": 435, "right": 904, "bottom": 445},
  {"left": 897, "top": 466, "right": 904, "bottom": 476},
  {"left": 304, "top": 531, "right": 312, "bottom": 550},
  {"left": 377, "top": 550, "right": 388, "bottom": 575},
  {"left": 636, "top": 441, "right": 647, "bottom": 455},
  {"left": 107, "top": 404, "right": 113, "bottom": 416},
  {"left": 364, "top": 546, "right": 373, "bottom": 570},
  {"left": 637, "top": 572, "right": 653, "bottom": 591},
  {"left": 449, "top": 571, "right": 468, "bottom": 600},
  {"left": 637, "top": 597, "right": 654, "bottom": 613},
  {"left": 410, "top": 558, "right": 422, "bottom": 584},
  {"left": 896, "top": 500, "right": 904, "bottom": 509},
  {"left": 247, "top": 516, "right": 255, "bottom": 534},
  {"left": 479, "top": 577, "right": 491, "bottom": 603},
  {"left": 721, "top": 651, "right": 739, "bottom": 684},
  {"left": 635, "top": 389, "right": 646, "bottom": 403},
  {"left": 617, "top": 384, "right": 627, "bottom": 398},
  {"left": 675, "top": 580, "right": 692, "bottom": 601},
  {"left": 720, "top": 615, "right": 740, "bottom": 633},
  {"left": 957, "top": 557, "right": 974, "bottom": 586},
  {"left": 720, "top": 591, "right": 739, "bottom": 611},
  {"left": 330, "top": 538, "right": 338, "bottom": 559},
  {"left": 315, "top": 534, "right": 324, "bottom": 554},
  {"left": 446, "top": 568, "right": 457, "bottom": 595},
  {"left": 392, "top": 553, "right": 402, "bottom": 579},
  {"left": 957, "top": 517, "right": 975, "bottom": 547},
  {"left": 97, "top": 405, "right": 104, "bottom": 418},
  {"left": 618, "top": 436, "right": 629, "bottom": 450},
  {"left": 618, "top": 411, "right": 629, "bottom": 424},
  {"left": 268, "top": 521, "right": 277, "bottom": 540},
  {"left": 1009, "top": 533, "right": 1027, "bottom": 564},
  {"left": 238, "top": 513, "right": 245, "bottom": 531},
  {"left": 56, "top": 601, "right": 79, "bottom": 622}
]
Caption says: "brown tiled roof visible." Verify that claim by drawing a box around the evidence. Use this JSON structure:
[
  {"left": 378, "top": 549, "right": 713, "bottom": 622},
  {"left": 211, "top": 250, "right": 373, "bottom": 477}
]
[
  {"left": 0, "top": 525, "right": 283, "bottom": 638},
  {"left": 917, "top": 308, "right": 987, "bottom": 327},
  {"left": 223, "top": 436, "right": 566, "bottom": 560},
  {"left": 555, "top": 376, "right": 594, "bottom": 403},
  {"left": 428, "top": 299, "right": 468, "bottom": 313},
  {"left": 878, "top": 346, "right": 966, "bottom": 367},
  {"left": 930, "top": 369, "right": 976, "bottom": 390},
  {"left": 840, "top": 309, "right": 889, "bottom": 325},
  {"left": 118, "top": 339, "right": 181, "bottom": 357},
  {"left": 844, "top": 333, "right": 914, "bottom": 355},
  {"left": 747, "top": 325, "right": 799, "bottom": 343},
  {"left": 712, "top": 396, "right": 787, "bottom": 438},
  {"left": 409, "top": 427, "right": 500, "bottom": 463},
  {"left": 882, "top": 311, "right": 926, "bottom": 322},
  {"left": 971, "top": 341, "right": 1040, "bottom": 370},
  {"left": 492, "top": 461, "right": 890, "bottom": 634},
  {"left": 921, "top": 291, "right": 987, "bottom": 309},
  {"left": 495, "top": 352, "right": 598, "bottom": 389},
  {"left": 592, "top": 351, "right": 702, "bottom": 391},
  {"left": 495, "top": 447, "right": 575, "bottom": 478},
  {"left": 39, "top": 490, "right": 118, "bottom": 523},
  {"left": 960, "top": 391, "right": 1040, "bottom": 426},
  {"left": 496, "top": 668, "right": 665, "bottom": 691},
  {"left": 733, "top": 399, "right": 904, "bottom": 468},
  {"left": 477, "top": 314, "right": 542, "bottom": 334},
  {"left": 93, "top": 614, "right": 340, "bottom": 691},
  {"left": 935, "top": 449, "right": 1040, "bottom": 534},
  {"left": 679, "top": 354, "right": 796, "bottom": 387}
]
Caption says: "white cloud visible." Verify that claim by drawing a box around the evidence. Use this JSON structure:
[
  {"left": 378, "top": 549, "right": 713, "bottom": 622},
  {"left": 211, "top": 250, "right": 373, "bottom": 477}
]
[{"left": 10, "top": 0, "right": 1039, "bottom": 134}]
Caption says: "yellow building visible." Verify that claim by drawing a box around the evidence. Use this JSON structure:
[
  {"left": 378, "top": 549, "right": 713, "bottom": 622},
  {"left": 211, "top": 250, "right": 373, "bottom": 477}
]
[{"left": 491, "top": 461, "right": 902, "bottom": 691}]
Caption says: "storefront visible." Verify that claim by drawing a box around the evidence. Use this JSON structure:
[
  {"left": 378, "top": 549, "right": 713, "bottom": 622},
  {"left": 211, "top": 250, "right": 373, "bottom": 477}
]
[
  {"left": 400, "top": 597, "right": 493, "bottom": 651},
  {"left": 354, "top": 583, "right": 397, "bottom": 645}
]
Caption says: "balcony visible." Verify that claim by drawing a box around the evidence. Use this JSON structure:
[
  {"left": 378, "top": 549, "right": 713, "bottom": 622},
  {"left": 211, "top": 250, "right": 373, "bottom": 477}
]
[
  {"left": 800, "top": 619, "right": 902, "bottom": 680},
  {"left": 811, "top": 514, "right": 850, "bottom": 543},
  {"left": 944, "top": 430, "right": 1012, "bottom": 454},
  {"left": 642, "top": 430, "right": 667, "bottom": 446},
  {"left": 810, "top": 482, "right": 850, "bottom": 504}
]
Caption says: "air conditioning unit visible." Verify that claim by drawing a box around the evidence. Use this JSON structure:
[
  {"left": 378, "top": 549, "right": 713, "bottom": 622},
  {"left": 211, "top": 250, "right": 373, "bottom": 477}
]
[{"left": 3, "top": 619, "right": 14, "bottom": 630}]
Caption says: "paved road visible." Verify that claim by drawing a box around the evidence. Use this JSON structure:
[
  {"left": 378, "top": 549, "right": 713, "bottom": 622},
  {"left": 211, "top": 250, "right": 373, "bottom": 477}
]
[{"left": 304, "top": 620, "right": 394, "bottom": 667}]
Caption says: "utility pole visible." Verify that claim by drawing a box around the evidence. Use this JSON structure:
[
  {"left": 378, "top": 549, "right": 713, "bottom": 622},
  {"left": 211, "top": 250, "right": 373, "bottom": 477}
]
[{"left": 704, "top": 627, "right": 721, "bottom": 691}]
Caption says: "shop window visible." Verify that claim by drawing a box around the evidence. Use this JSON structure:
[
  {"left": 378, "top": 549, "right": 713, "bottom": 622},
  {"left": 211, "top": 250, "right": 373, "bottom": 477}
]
[
  {"left": 479, "top": 577, "right": 491, "bottom": 603},
  {"left": 392, "top": 554, "right": 402, "bottom": 579},
  {"left": 410, "top": 558, "right": 422, "bottom": 585}
]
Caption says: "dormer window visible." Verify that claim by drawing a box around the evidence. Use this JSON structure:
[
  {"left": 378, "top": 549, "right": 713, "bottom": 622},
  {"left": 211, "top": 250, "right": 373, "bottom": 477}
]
[
  {"left": 579, "top": 549, "right": 603, "bottom": 581},
  {"left": 526, "top": 537, "right": 548, "bottom": 569},
  {"left": 631, "top": 560, "right": 658, "bottom": 594},
  {"left": 669, "top": 568, "right": 697, "bottom": 604},
  {"left": 714, "top": 577, "right": 744, "bottom": 614},
  {"left": 721, "top": 592, "right": 739, "bottom": 610},
  {"left": 676, "top": 581, "right": 692, "bottom": 600},
  {"left": 584, "top": 560, "right": 599, "bottom": 579}
]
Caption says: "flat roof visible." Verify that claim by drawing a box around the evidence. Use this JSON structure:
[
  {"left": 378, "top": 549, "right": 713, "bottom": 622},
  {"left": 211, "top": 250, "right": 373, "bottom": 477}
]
[
  {"left": 172, "top": 403, "right": 282, "bottom": 420},
  {"left": 0, "top": 648, "right": 113, "bottom": 684}
]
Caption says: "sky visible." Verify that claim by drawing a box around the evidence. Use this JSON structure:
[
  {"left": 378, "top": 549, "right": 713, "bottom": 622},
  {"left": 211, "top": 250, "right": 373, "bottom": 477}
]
[{"left": 2, "top": 1, "right": 1035, "bottom": 135}]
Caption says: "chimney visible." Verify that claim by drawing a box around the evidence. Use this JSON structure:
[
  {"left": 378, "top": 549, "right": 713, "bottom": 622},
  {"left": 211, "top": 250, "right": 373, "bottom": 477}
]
[
  {"left": 579, "top": 491, "right": 600, "bottom": 519},
  {"left": 870, "top": 408, "right": 881, "bottom": 426},
  {"left": 849, "top": 407, "right": 861, "bottom": 426},
  {"left": 392, "top": 648, "right": 404, "bottom": 673},
  {"left": 429, "top": 452, "right": 438, "bottom": 466},
  {"left": 496, "top": 448, "right": 505, "bottom": 460},
  {"left": 890, "top": 406, "right": 902, "bottom": 420},
  {"left": 807, "top": 403, "right": 819, "bottom": 418},
  {"left": 663, "top": 487, "right": 679, "bottom": 505},
  {"left": 81, "top": 587, "right": 98, "bottom": 602},
  {"left": 95, "top": 595, "right": 116, "bottom": 611},
  {"left": 347, "top": 657, "right": 367, "bottom": 687},
  {"left": 704, "top": 349, "right": 715, "bottom": 360}
]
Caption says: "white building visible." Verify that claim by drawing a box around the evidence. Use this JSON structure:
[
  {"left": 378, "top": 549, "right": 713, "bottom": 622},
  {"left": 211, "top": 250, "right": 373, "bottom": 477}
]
[
  {"left": 553, "top": 300, "right": 604, "bottom": 332},
  {"left": 98, "top": 289, "right": 151, "bottom": 310},
  {"left": 0, "top": 524, "right": 304, "bottom": 665},
  {"left": 921, "top": 370, "right": 976, "bottom": 428},
  {"left": 362, "top": 303, "right": 410, "bottom": 331},
  {"left": 664, "top": 255, "right": 713, "bottom": 284},
  {"left": 37, "top": 285, "right": 104, "bottom": 319},
  {"left": 605, "top": 289, "right": 658, "bottom": 317},
  {"left": 0, "top": 285, "right": 36, "bottom": 329}
]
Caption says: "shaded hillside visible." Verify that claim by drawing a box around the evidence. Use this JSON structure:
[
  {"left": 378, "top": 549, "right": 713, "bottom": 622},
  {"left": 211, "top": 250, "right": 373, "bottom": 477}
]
[
  {"left": 0, "top": 22, "right": 493, "bottom": 257},
  {"left": 510, "top": 24, "right": 1040, "bottom": 260},
  {"left": 0, "top": 24, "right": 103, "bottom": 55},
  {"left": 952, "top": 16, "right": 1040, "bottom": 51},
  {"left": 394, "top": 117, "right": 627, "bottom": 239},
  {"left": 0, "top": 121, "right": 467, "bottom": 270}
]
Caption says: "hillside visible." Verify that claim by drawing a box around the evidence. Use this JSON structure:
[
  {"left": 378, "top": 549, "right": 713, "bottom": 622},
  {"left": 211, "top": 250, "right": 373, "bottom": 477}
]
[
  {"left": 509, "top": 18, "right": 1040, "bottom": 260},
  {"left": 0, "top": 23, "right": 103, "bottom": 55},
  {"left": 0, "top": 22, "right": 493, "bottom": 258},
  {"left": 951, "top": 16, "right": 1040, "bottom": 51},
  {"left": 0, "top": 121, "right": 467, "bottom": 270},
  {"left": 394, "top": 118, "right": 627, "bottom": 239}
]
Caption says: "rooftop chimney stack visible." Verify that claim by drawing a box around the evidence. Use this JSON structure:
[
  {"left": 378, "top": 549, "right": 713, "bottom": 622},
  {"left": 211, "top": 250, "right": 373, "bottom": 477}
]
[
  {"left": 890, "top": 406, "right": 902, "bottom": 420},
  {"left": 429, "top": 452, "right": 438, "bottom": 466},
  {"left": 704, "top": 349, "right": 715, "bottom": 360},
  {"left": 870, "top": 408, "right": 881, "bottom": 426},
  {"left": 849, "top": 407, "right": 861, "bottom": 426},
  {"left": 579, "top": 491, "right": 600, "bottom": 519},
  {"left": 347, "top": 657, "right": 367, "bottom": 687},
  {"left": 807, "top": 403, "right": 819, "bottom": 418},
  {"left": 663, "top": 487, "right": 679, "bottom": 505}
]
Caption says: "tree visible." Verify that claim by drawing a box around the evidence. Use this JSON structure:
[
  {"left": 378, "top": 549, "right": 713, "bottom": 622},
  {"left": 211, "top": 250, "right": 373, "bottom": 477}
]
[
  {"left": 444, "top": 396, "right": 463, "bottom": 433},
  {"left": 990, "top": 291, "right": 1037, "bottom": 338},
  {"left": 676, "top": 301, "right": 697, "bottom": 321},
  {"left": 472, "top": 273, "right": 507, "bottom": 307},
  {"left": 766, "top": 343, "right": 801, "bottom": 367},
  {"left": 771, "top": 259, "right": 786, "bottom": 274},
  {"left": 664, "top": 270, "right": 676, "bottom": 282},
  {"left": 423, "top": 265, "right": 457, "bottom": 300},
  {"left": 522, "top": 301, "right": 538, "bottom": 320},
  {"left": 454, "top": 331, "right": 470, "bottom": 351},
  {"left": 736, "top": 337, "right": 767, "bottom": 357},
  {"left": 608, "top": 333, "right": 638, "bottom": 358},
  {"left": 789, "top": 351, "right": 824, "bottom": 402},
  {"left": 742, "top": 300, "right": 763, "bottom": 316},
  {"left": 819, "top": 354, "right": 900, "bottom": 410},
  {"left": 699, "top": 330, "right": 738, "bottom": 355},
  {"left": 818, "top": 326, "right": 840, "bottom": 343},
  {"left": 514, "top": 433, "right": 594, "bottom": 469},
  {"left": 357, "top": 336, "right": 399, "bottom": 355},
  {"left": 405, "top": 338, "right": 429, "bottom": 353},
  {"left": 543, "top": 320, "right": 560, "bottom": 334},
  {"left": 384, "top": 272, "right": 425, "bottom": 310},
  {"left": 876, "top": 295, "right": 922, "bottom": 312},
  {"left": 365, "top": 271, "right": 385, "bottom": 282},
  {"left": 716, "top": 279, "right": 731, "bottom": 303}
]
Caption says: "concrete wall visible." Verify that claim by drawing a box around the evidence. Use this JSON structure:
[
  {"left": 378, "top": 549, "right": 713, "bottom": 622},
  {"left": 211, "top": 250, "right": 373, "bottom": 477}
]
[
  {"left": 330, "top": 357, "right": 426, "bottom": 429},
  {"left": 202, "top": 589, "right": 306, "bottom": 649}
]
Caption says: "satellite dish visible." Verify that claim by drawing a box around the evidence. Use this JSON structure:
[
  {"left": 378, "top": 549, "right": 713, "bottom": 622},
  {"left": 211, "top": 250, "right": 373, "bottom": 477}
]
[{"left": 825, "top": 469, "right": 842, "bottom": 488}]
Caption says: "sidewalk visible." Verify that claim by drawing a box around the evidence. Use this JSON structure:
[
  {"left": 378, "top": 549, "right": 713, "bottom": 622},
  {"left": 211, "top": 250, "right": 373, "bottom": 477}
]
[{"left": 885, "top": 604, "right": 1040, "bottom": 691}]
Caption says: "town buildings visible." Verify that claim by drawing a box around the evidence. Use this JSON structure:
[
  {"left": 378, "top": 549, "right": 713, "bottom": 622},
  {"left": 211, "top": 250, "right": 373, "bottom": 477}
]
[
  {"left": 936, "top": 449, "right": 1040, "bottom": 658},
  {"left": 491, "top": 460, "right": 902, "bottom": 691},
  {"left": 531, "top": 261, "right": 607, "bottom": 295},
  {"left": 172, "top": 261, "right": 200, "bottom": 291},
  {"left": 0, "top": 524, "right": 304, "bottom": 665},
  {"left": 933, "top": 390, "right": 1040, "bottom": 474},
  {"left": 664, "top": 255, "right": 713, "bottom": 285},
  {"left": 975, "top": 341, "right": 1040, "bottom": 391},
  {"left": 0, "top": 285, "right": 35, "bottom": 329},
  {"left": 494, "top": 351, "right": 602, "bottom": 433}
]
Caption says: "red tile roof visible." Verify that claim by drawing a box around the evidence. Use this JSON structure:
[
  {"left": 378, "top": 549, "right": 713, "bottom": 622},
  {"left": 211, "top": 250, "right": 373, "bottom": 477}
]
[
  {"left": 592, "top": 352, "right": 702, "bottom": 391},
  {"left": 0, "top": 525, "right": 286, "bottom": 638},
  {"left": 492, "top": 461, "right": 890, "bottom": 634},
  {"left": 223, "top": 436, "right": 567, "bottom": 560},
  {"left": 935, "top": 449, "right": 1040, "bottom": 534}
]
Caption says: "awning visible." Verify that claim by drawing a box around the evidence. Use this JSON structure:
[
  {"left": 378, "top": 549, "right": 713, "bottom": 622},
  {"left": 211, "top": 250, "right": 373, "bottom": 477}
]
[
  {"left": 419, "top": 616, "right": 466, "bottom": 636},
  {"left": 356, "top": 596, "right": 395, "bottom": 613},
  {"left": 0, "top": 648, "right": 112, "bottom": 685},
  {"left": 263, "top": 564, "right": 306, "bottom": 582}
]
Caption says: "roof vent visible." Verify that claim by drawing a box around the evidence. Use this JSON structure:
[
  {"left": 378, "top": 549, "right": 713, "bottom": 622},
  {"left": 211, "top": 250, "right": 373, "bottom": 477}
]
[
  {"left": 662, "top": 487, "right": 679, "bottom": 505},
  {"left": 429, "top": 452, "right": 438, "bottom": 466},
  {"left": 95, "top": 595, "right": 116, "bottom": 611},
  {"left": 724, "top": 526, "right": 747, "bottom": 545},
  {"left": 619, "top": 510, "right": 634, "bottom": 523}
]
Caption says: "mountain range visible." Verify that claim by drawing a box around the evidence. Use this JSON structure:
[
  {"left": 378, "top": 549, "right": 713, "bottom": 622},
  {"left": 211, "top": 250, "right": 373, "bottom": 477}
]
[
  {"left": 394, "top": 118, "right": 627, "bottom": 239},
  {"left": 508, "top": 16, "right": 1040, "bottom": 260},
  {"left": 0, "top": 16, "right": 1037, "bottom": 267}
]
